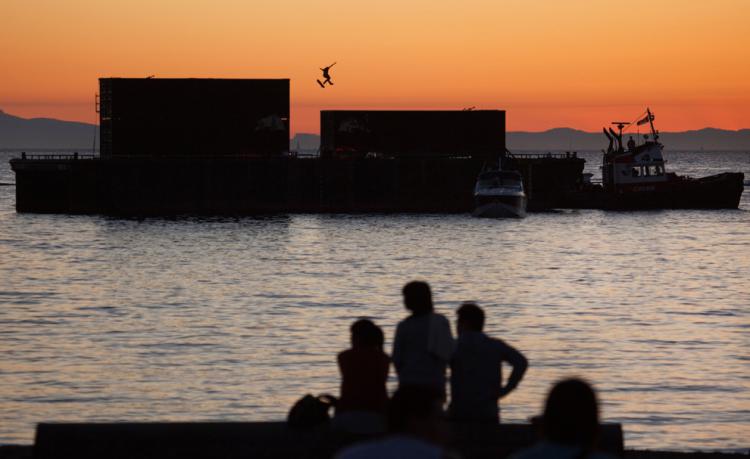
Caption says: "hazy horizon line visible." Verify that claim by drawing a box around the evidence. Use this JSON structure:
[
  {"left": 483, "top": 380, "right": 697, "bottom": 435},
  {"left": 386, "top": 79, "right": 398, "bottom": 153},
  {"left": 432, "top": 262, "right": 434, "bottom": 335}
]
[{"left": 3, "top": 109, "right": 748, "bottom": 135}]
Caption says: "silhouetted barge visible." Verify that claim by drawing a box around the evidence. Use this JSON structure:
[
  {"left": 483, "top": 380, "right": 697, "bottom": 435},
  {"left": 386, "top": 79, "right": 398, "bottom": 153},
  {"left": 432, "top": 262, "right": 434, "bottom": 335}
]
[
  {"left": 11, "top": 151, "right": 584, "bottom": 214},
  {"left": 10, "top": 78, "right": 585, "bottom": 215}
]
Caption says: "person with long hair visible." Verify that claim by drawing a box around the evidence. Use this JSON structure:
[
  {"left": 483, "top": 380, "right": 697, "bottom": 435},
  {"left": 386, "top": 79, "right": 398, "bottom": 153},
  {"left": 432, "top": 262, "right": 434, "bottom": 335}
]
[
  {"left": 333, "top": 319, "right": 390, "bottom": 434},
  {"left": 511, "top": 378, "right": 615, "bottom": 459}
]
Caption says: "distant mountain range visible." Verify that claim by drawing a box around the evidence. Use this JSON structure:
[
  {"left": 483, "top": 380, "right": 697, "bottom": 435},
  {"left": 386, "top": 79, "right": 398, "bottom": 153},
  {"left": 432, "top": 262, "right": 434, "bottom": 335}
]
[
  {"left": 2, "top": 109, "right": 748, "bottom": 151},
  {"left": 293, "top": 128, "right": 750, "bottom": 152},
  {"left": 505, "top": 127, "right": 750, "bottom": 152},
  {"left": 0, "top": 109, "right": 99, "bottom": 150}
]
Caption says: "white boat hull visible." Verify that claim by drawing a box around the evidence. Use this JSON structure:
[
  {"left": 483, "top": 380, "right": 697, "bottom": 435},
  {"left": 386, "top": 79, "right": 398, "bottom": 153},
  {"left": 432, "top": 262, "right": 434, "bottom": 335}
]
[{"left": 472, "top": 197, "right": 527, "bottom": 218}]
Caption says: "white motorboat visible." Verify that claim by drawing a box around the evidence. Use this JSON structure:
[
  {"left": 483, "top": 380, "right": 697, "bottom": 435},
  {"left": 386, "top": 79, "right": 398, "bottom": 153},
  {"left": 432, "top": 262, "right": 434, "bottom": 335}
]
[{"left": 472, "top": 169, "right": 527, "bottom": 218}]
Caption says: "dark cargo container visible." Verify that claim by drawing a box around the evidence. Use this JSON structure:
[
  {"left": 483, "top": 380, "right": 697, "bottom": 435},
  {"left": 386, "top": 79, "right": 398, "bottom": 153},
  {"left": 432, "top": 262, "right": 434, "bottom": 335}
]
[
  {"left": 99, "top": 78, "right": 289, "bottom": 158},
  {"left": 320, "top": 110, "right": 505, "bottom": 160},
  {"left": 12, "top": 90, "right": 588, "bottom": 214}
]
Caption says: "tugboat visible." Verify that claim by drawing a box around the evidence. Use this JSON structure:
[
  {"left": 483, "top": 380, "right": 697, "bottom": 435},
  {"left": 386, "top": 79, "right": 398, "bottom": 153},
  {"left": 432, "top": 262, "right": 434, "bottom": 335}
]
[
  {"left": 472, "top": 165, "right": 527, "bottom": 218},
  {"left": 594, "top": 109, "right": 744, "bottom": 209}
]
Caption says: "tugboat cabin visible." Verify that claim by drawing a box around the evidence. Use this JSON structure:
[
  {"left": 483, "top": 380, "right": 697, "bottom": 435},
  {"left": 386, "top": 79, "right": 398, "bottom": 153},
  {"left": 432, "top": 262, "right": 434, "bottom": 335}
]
[{"left": 602, "top": 109, "right": 670, "bottom": 193}]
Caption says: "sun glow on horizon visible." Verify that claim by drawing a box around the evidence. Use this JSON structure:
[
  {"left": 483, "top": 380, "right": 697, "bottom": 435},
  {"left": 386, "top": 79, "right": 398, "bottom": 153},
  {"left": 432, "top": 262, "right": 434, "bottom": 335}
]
[{"left": 2, "top": 0, "right": 749, "bottom": 134}]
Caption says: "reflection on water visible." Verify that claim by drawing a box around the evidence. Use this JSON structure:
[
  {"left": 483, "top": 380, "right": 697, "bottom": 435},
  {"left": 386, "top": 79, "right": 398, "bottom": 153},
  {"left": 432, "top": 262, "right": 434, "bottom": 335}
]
[{"left": 0, "top": 152, "right": 748, "bottom": 451}]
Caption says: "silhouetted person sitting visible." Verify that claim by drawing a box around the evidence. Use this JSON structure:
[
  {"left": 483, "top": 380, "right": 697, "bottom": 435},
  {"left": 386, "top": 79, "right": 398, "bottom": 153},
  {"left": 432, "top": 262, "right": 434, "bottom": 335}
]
[
  {"left": 510, "top": 378, "right": 615, "bottom": 459},
  {"left": 449, "top": 302, "right": 527, "bottom": 423},
  {"left": 335, "top": 385, "right": 451, "bottom": 459},
  {"left": 320, "top": 62, "right": 336, "bottom": 86},
  {"left": 627, "top": 136, "right": 636, "bottom": 151},
  {"left": 333, "top": 319, "right": 390, "bottom": 434},
  {"left": 392, "top": 281, "right": 454, "bottom": 395}
]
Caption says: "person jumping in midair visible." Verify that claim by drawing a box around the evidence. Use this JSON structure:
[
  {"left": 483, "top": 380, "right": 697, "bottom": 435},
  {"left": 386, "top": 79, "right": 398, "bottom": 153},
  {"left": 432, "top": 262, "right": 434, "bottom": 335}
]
[{"left": 318, "top": 62, "right": 336, "bottom": 88}]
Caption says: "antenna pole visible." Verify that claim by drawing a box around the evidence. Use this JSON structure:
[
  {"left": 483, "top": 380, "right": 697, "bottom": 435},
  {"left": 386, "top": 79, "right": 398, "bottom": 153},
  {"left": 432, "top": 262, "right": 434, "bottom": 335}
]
[
  {"left": 647, "top": 107, "right": 657, "bottom": 140},
  {"left": 92, "top": 93, "right": 99, "bottom": 155}
]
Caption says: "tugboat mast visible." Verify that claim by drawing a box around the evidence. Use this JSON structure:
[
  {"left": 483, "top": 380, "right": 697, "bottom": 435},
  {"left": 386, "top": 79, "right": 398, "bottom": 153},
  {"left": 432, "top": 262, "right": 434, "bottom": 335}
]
[{"left": 646, "top": 107, "right": 658, "bottom": 141}]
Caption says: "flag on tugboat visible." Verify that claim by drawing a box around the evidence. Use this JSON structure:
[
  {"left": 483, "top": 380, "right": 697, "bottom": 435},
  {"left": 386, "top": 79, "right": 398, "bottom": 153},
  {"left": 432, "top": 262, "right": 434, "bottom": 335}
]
[{"left": 637, "top": 113, "right": 655, "bottom": 126}]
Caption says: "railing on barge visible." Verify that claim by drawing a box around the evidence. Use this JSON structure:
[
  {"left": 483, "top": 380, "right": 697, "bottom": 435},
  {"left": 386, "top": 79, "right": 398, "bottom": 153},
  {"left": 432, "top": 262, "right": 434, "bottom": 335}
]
[
  {"left": 16, "top": 152, "right": 98, "bottom": 160},
  {"left": 14, "top": 151, "right": 582, "bottom": 161},
  {"left": 507, "top": 151, "right": 579, "bottom": 160}
]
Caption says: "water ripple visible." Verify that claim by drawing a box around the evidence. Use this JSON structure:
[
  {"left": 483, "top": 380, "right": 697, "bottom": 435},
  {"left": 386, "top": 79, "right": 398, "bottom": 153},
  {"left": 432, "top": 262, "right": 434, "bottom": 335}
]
[{"left": 0, "top": 151, "right": 749, "bottom": 449}]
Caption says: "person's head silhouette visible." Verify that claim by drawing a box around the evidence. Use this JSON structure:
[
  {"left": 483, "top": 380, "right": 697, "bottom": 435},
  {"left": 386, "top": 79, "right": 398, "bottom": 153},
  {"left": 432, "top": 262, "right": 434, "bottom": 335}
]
[
  {"left": 543, "top": 378, "right": 600, "bottom": 448},
  {"left": 456, "top": 302, "right": 484, "bottom": 334},
  {"left": 402, "top": 281, "right": 433, "bottom": 315},
  {"left": 350, "top": 319, "right": 384, "bottom": 350}
]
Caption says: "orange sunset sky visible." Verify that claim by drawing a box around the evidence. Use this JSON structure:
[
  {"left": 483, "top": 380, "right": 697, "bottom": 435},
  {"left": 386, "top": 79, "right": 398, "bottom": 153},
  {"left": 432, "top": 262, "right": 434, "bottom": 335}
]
[{"left": 2, "top": 0, "right": 749, "bottom": 135}]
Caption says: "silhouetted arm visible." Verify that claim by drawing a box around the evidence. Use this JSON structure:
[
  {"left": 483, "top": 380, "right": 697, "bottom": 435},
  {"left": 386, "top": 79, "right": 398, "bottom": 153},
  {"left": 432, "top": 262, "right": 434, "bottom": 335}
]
[
  {"left": 381, "top": 353, "right": 391, "bottom": 382},
  {"left": 392, "top": 323, "right": 404, "bottom": 374},
  {"left": 498, "top": 342, "right": 528, "bottom": 398}
]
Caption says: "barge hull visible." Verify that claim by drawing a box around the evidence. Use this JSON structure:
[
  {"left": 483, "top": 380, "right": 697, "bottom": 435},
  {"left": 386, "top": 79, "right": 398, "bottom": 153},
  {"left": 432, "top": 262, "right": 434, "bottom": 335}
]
[
  {"left": 10, "top": 156, "right": 584, "bottom": 215},
  {"left": 563, "top": 172, "right": 745, "bottom": 210}
]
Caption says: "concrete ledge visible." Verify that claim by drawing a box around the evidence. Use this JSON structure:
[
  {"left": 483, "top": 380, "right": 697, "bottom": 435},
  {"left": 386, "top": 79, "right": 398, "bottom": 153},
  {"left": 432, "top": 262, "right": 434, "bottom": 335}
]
[
  {"left": 32, "top": 421, "right": 624, "bottom": 459},
  {"left": 3, "top": 445, "right": 747, "bottom": 459}
]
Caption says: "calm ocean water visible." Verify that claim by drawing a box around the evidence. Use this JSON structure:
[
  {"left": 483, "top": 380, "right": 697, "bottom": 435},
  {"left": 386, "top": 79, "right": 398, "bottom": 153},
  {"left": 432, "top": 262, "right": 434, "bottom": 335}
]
[{"left": 0, "top": 150, "right": 748, "bottom": 451}]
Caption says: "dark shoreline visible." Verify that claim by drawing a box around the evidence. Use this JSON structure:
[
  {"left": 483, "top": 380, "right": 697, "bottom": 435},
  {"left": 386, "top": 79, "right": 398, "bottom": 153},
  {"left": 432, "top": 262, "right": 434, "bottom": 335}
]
[
  {"left": 2, "top": 445, "right": 748, "bottom": 459},
  {"left": 626, "top": 452, "right": 749, "bottom": 458}
]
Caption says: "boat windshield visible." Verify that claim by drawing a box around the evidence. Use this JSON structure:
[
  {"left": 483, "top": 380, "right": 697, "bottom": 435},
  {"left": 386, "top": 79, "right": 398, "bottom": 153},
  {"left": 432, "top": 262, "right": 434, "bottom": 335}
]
[{"left": 478, "top": 171, "right": 522, "bottom": 189}]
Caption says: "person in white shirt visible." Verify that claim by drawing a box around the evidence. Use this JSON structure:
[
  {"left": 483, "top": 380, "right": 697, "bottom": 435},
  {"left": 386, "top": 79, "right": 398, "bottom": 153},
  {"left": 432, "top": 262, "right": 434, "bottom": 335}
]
[{"left": 392, "top": 281, "right": 454, "bottom": 396}]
